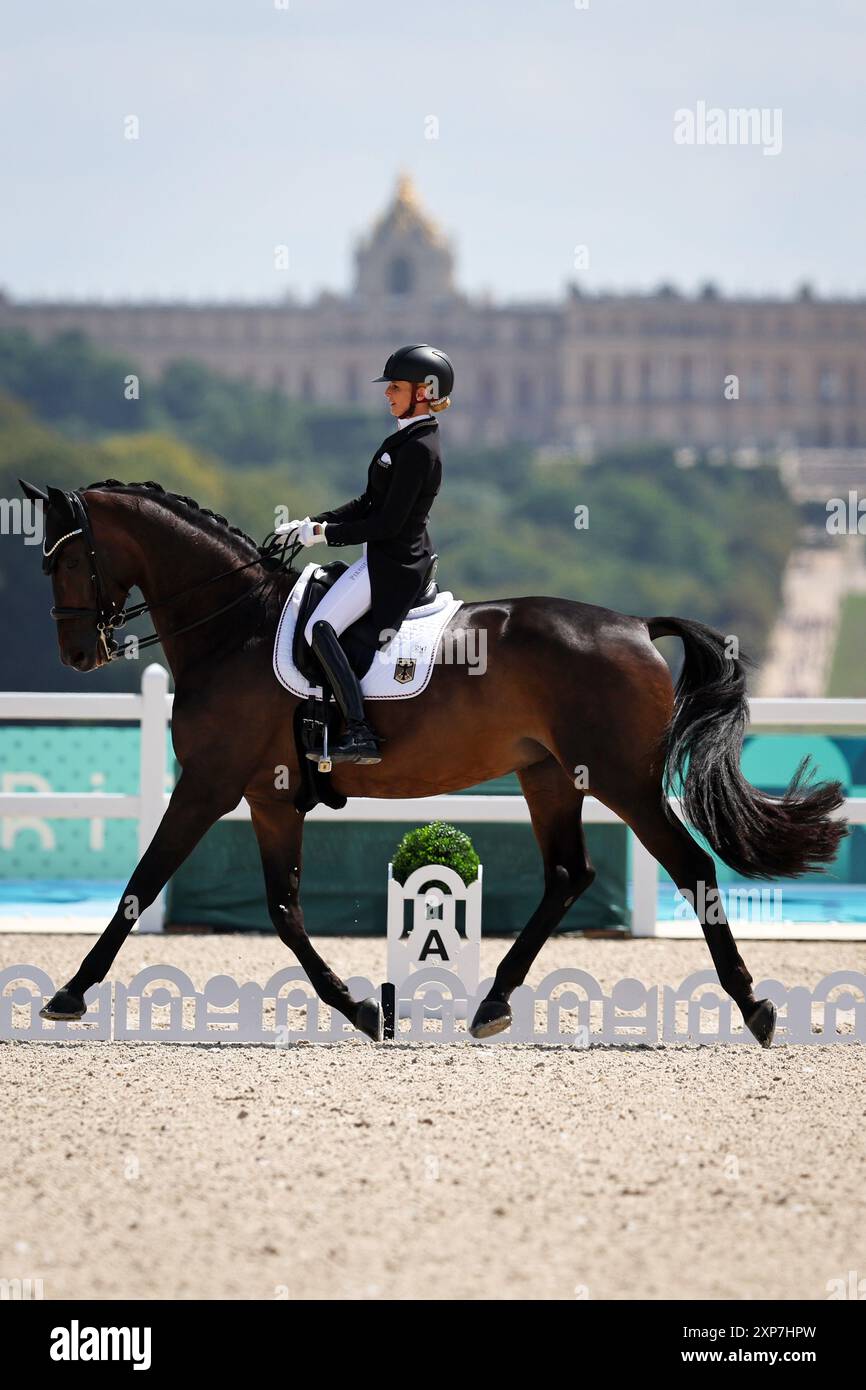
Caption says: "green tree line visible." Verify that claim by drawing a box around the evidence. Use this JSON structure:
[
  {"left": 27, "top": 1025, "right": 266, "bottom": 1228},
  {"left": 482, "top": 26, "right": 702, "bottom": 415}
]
[{"left": 0, "top": 329, "right": 797, "bottom": 692}]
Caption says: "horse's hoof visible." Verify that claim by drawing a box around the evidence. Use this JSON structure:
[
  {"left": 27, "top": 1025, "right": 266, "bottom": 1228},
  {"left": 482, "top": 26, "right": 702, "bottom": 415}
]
[
  {"left": 40, "top": 987, "right": 87, "bottom": 1021},
  {"left": 744, "top": 998, "right": 777, "bottom": 1048},
  {"left": 356, "top": 997, "right": 384, "bottom": 1042},
  {"left": 469, "top": 999, "right": 512, "bottom": 1039}
]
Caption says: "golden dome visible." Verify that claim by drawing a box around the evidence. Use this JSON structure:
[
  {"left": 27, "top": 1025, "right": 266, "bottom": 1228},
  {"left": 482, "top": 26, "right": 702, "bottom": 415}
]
[{"left": 368, "top": 172, "right": 446, "bottom": 248}]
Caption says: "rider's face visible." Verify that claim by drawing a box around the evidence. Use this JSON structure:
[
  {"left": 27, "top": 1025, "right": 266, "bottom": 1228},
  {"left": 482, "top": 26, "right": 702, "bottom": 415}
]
[{"left": 385, "top": 379, "right": 422, "bottom": 416}]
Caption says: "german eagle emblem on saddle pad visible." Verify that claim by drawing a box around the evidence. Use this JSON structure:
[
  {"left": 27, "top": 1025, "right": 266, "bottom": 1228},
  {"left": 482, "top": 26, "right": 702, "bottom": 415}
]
[{"left": 273, "top": 563, "right": 463, "bottom": 701}]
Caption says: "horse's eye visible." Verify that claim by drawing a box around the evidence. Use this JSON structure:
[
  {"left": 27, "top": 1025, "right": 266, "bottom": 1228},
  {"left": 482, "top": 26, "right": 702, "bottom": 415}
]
[{"left": 65, "top": 557, "right": 79, "bottom": 570}]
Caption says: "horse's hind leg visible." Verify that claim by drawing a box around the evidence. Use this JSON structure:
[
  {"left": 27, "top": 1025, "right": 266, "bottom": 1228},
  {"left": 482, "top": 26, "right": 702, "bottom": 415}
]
[
  {"left": 249, "top": 800, "right": 383, "bottom": 1041},
  {"left": 614, "top": 796, "right": 776, "bottom": 1047},
  {"left": 470, "top": 758, "right": 596, "bottom": 1039}
]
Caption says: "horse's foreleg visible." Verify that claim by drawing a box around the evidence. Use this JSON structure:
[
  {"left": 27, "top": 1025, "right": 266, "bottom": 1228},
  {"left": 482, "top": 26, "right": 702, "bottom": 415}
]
[
  {"left": 471, "top": 759, "right": 596, "bottom": 1038},
  {"left": 41, "top": 770, "right": 240, "bottom": 1019},
  {"left": 249, "top": 800, "right": 383, "bottom": 1041}
]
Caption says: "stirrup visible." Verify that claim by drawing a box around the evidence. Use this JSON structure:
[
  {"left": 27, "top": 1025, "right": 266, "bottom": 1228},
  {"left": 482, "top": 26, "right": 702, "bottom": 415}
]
[{"left": 305, "top": 717, "right": 333, "bottom": 773}]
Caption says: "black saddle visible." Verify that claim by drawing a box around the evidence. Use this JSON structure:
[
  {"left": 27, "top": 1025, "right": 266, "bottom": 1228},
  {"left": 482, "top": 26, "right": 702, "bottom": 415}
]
[{"left": 292, "top": 554, "right": 439, "bottom": 686}]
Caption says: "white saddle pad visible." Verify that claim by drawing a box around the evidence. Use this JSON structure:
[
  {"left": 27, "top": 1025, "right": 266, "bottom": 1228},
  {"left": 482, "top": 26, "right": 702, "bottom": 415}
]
[{"left": 273, "top": 562, "right": 463, "bottom": 701}]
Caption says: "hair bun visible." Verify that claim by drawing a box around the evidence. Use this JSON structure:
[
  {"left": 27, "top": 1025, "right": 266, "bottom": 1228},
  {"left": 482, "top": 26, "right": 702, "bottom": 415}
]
[{"left": 429, "top": 396, "right": 451, "bottom": 414}]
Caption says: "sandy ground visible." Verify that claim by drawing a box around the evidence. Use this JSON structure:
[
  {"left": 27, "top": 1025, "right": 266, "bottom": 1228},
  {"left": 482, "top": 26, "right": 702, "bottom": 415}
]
[{"left": 1, "top": 932, "right": 864, "bottom": 1302}]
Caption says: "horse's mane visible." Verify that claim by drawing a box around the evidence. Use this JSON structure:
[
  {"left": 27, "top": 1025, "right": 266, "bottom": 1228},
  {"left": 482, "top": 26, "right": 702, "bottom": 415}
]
[
  {"left": 84, "top": 478, "right": 273, "bottom": 563},
  {"left": 82, "top": 479, "right": 298, "bottom": 641}
]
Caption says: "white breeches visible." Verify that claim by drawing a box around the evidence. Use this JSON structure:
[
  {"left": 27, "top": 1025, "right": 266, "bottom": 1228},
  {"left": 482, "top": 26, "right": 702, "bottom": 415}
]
[{"left": 303, "top": 549, "right": 372, "bottom": 645}]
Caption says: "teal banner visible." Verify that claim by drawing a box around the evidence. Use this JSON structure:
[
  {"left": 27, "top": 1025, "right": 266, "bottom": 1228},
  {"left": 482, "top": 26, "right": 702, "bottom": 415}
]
[
  {"left": 169, "top": 817, "right": 629, "bottom": 936},
  {"left": 0, "top": 725, "right": 170, "bottom": 879},
  {"left": 1, "top": 726, "right": 864, "bottom": 932}
]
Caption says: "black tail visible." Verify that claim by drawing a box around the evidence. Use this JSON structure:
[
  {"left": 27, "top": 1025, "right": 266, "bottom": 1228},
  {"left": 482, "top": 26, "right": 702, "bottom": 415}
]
[{"left": 647, "top": 616, "right": 847, "bottom": 879}]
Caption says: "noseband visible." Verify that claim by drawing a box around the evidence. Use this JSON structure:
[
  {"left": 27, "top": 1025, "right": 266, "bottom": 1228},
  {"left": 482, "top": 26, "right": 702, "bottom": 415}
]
[{"left": 43, "top": 489, "right": 299, "bottom": 662}]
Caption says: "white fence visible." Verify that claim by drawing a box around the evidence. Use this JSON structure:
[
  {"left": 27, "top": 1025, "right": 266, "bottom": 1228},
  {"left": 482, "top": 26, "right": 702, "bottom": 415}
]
[{"left": 1, "top": 663, "right": 864, "bottom": 938}]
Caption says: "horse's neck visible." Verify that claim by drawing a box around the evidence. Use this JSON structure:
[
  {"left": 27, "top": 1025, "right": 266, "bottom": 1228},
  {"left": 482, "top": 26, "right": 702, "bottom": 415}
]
[{"left": 109, "top": 496, "right": 268, "bottom": 676}]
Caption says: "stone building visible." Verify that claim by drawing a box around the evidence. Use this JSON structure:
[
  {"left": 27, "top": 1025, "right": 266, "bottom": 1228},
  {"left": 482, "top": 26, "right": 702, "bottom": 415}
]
[{"left": 2, "top": 173, "right": 865, "bottom": 454}]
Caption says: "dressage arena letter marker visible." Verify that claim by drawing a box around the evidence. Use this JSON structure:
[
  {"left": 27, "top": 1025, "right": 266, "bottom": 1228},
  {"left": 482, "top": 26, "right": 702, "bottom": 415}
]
[{"left": 386, "top": 862, "right": 482, "bottom": 1023}]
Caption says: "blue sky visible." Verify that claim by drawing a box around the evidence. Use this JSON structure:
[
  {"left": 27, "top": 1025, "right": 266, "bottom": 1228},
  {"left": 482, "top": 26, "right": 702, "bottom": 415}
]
[{"left": 2, "top": 0, "right": 864, "bottom": 303}]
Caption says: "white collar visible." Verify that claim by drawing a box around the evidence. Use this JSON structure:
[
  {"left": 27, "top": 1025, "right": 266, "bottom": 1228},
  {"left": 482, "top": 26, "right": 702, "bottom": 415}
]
[{"left": 396, "top": 412, "right": 433, "bottom": 430}]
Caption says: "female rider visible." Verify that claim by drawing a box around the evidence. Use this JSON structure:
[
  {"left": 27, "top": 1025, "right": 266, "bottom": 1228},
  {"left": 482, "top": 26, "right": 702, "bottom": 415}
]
[{"left": 278, "top": 344, "right": 454, "bottom": 765}]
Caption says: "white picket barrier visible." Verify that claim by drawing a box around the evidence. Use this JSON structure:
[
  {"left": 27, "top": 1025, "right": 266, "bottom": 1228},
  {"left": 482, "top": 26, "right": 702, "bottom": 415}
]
[
  {"left": 3, "top": 961, "right": 865, "bottom": 1046},
  {"left": 1, "top": 663, "right": 865, "bottom": 937}
]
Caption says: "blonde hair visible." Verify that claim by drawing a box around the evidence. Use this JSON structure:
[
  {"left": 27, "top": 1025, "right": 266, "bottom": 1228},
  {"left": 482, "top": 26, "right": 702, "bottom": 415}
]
[{"left": 413, "top": 377, "right": 451, "bottom": 414}]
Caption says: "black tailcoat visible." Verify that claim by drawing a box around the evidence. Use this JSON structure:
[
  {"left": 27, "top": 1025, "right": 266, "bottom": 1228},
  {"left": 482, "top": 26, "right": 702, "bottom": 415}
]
[{"left": 311, "top": 416, "right": 442, "bottom": 676}]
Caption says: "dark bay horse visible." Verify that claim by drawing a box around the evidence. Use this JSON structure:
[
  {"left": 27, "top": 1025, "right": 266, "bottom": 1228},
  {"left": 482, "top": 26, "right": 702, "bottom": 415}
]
[{"left": 19, "top": 479, "right": 847, "bottom": 1046}]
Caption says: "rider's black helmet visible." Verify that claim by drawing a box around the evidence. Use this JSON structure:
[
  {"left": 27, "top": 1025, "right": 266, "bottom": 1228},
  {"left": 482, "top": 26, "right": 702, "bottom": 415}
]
[{"left": 373, "top": 344, "right": 455, "bottom": 401}]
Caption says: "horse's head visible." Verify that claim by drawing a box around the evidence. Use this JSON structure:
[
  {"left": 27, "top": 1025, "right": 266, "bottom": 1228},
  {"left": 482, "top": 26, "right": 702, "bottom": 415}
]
[{"left": 19, "top": 479, "right": 134, "bottom": 672}]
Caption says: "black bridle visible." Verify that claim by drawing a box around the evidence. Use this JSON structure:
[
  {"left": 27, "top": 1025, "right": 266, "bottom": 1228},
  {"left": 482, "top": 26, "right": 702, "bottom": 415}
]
[{"left": 43, "top": 489, "right": 300, "bottom": 662}]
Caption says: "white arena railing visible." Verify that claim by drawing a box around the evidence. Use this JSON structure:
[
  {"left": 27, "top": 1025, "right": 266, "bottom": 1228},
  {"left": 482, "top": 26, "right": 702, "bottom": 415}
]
[{"left": 1, "top": 663, "right": 864, "bottom": 939}]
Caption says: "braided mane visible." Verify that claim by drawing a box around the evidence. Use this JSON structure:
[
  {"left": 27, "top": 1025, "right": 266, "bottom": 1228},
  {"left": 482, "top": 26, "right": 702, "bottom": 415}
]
[{"left": 84, "top": 478, "right": 273, "bottom": 561}]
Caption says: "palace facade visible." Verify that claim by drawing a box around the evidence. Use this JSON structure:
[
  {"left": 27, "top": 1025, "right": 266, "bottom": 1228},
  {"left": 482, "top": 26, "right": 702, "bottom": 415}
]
[{"left": 2, "top": 174, "right": 865, "bottom": 454}]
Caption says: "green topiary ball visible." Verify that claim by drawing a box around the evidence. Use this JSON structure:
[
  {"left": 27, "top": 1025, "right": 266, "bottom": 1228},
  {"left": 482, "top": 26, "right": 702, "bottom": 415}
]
[{"left": 391, "top": 821, "right": 480, "bottom": 887}]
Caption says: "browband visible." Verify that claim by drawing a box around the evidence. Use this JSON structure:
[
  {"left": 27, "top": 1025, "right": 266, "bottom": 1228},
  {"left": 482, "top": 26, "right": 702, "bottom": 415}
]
[{"left": 42, "top": 527, "right": 84, "bottom": 561}]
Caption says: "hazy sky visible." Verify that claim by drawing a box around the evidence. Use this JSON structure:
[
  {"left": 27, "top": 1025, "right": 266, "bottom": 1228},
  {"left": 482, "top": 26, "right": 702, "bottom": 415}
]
[{"left": 2, "top": 0, "right": 864, "bottom": 304}]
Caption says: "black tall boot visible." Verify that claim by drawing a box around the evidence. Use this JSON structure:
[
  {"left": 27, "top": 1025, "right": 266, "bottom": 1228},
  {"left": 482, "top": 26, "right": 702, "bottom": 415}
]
[{"left": 305, "top": 620, "right": 382, "bottom": 765}]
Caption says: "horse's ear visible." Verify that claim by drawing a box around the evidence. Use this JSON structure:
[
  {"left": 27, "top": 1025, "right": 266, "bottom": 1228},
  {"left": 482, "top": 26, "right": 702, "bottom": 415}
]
[
  {"left": 46, "top": 485, "right": 74, "bottom": 519},
  {"left": 18, "top": 478, "right": 49, "bottom": 503}
]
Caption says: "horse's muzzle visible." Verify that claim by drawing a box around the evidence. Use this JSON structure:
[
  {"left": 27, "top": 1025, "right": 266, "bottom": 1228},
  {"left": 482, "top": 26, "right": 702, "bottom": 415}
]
[{"left": 64, "top": 646, "right": 100, "bottom": 672}]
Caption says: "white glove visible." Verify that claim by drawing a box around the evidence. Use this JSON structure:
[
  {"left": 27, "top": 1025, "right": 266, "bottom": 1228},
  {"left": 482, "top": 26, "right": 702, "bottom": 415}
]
[
  {"left": 297, "top": 518, "right": 327, "bottom": 547},
  {"left": 275, "top": 517, "right": 304, "bottom": 541}
]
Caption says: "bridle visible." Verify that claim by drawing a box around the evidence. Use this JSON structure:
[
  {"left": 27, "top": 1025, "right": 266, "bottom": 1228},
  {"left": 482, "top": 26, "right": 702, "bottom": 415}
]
[{"left": 43, "top": 489, "right": 299, "bottom": 662}]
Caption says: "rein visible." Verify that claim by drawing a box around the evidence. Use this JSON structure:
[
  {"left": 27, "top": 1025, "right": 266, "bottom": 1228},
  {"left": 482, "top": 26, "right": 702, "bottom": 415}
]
[{"left": 44, "top": 489, "right": 302, "bottom": 662}]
